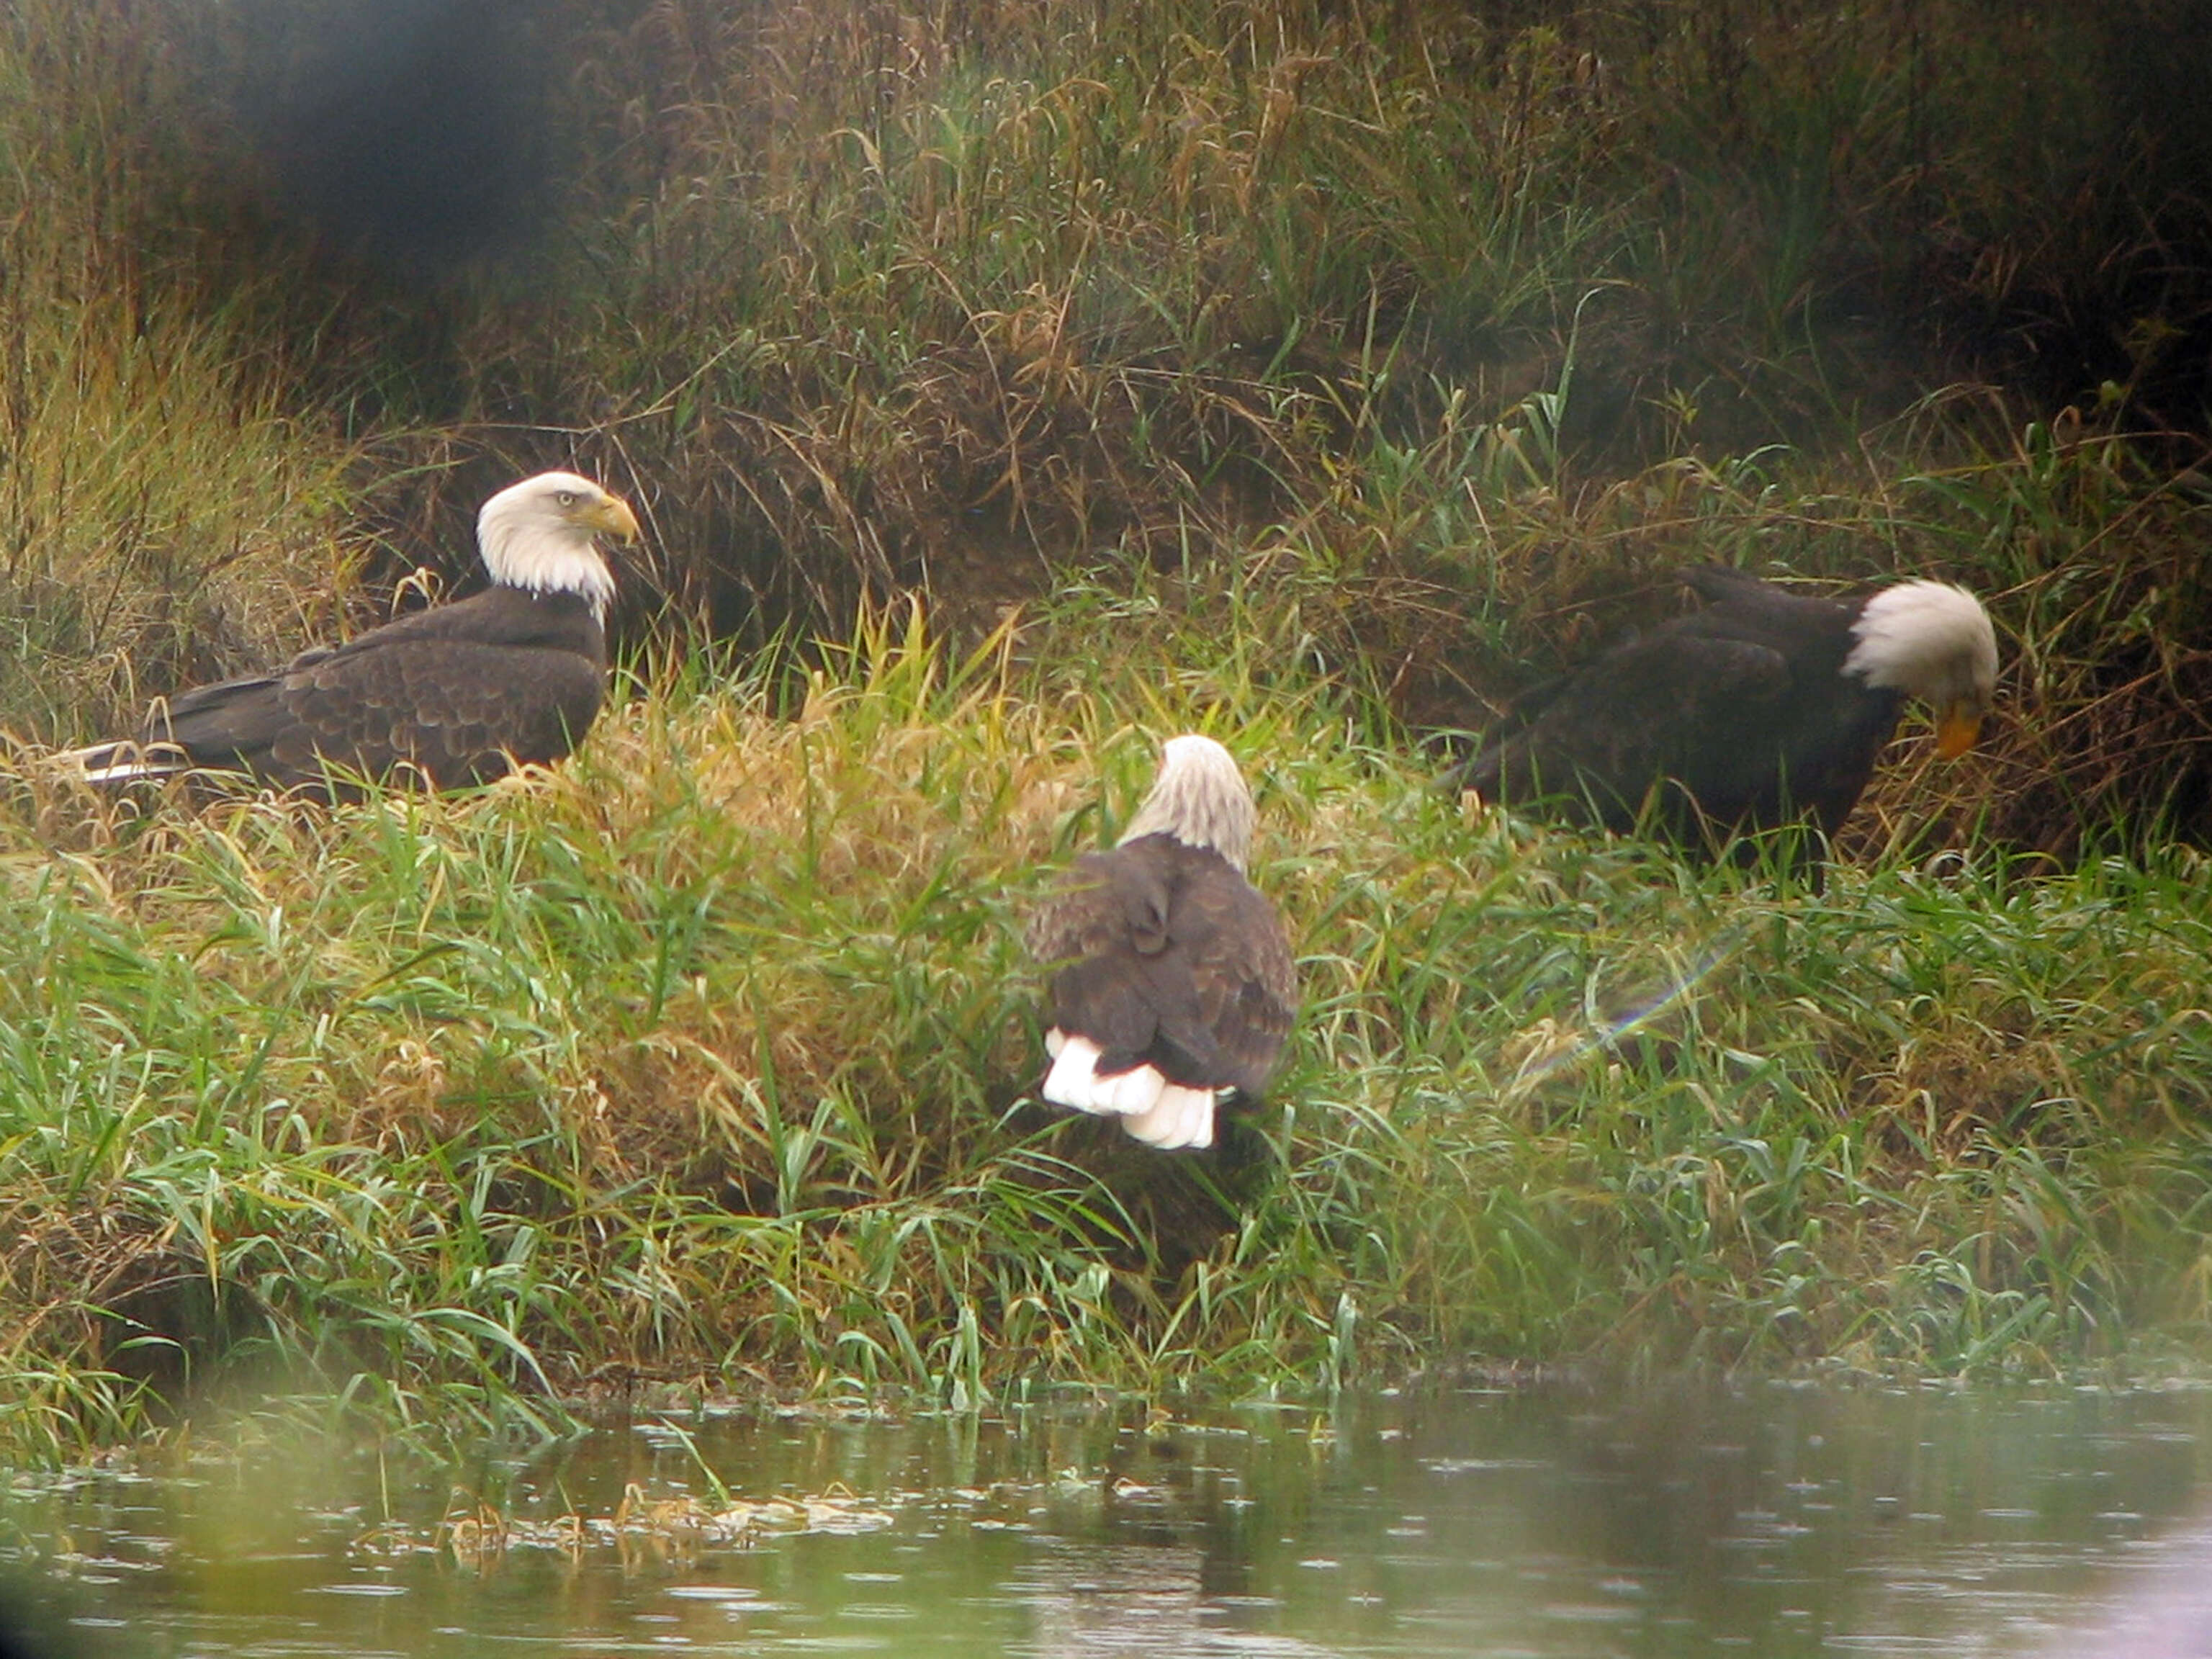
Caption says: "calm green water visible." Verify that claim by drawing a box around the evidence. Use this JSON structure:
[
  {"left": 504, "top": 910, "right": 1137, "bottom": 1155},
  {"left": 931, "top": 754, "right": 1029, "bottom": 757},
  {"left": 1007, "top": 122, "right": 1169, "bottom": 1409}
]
[{"left": 4, "top": 1382, "right": 2211, "bottom": 1657}]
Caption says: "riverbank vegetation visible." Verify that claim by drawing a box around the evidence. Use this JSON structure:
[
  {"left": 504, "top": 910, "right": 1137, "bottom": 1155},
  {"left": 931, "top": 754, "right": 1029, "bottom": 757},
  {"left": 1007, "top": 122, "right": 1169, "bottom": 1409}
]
[{"left": 2, "top": 0, "right": 2210, "bottom": 1458}]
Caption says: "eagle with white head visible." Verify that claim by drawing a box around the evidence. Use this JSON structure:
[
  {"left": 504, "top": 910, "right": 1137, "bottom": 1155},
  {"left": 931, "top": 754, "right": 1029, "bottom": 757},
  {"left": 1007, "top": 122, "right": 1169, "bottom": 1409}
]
[
  {"left": 66, "top": 471, "right": 640, "bottom": 794},
  {"left": 1025, "top": 734, "right": 1299, "bottom": 1151},
  {"left": 1447, "top": 567, "right": 1999, "bottom": 861}
]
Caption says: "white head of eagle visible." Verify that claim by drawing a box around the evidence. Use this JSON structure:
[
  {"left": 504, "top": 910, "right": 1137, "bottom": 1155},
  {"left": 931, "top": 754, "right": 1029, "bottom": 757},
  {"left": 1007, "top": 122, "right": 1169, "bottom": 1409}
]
[
  {"left": 1117, "top": 733, "right": 1258, "bottom": 871},
  {"left": 476, "top": 470, "right": 639, "bottom": 623},
  {"left": 1842, "top": 579, "right": 1999, "bottom": 757}
]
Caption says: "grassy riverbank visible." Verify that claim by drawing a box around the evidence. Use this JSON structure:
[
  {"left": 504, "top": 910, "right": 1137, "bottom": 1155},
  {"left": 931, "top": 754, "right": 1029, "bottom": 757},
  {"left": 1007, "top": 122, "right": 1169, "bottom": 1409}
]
[
  {"left": 5, "top": 595, "right": 2211, "bottom": 1458},
  {"left": 3, "top": 0, "right": 2211, "bottom": 1457}
]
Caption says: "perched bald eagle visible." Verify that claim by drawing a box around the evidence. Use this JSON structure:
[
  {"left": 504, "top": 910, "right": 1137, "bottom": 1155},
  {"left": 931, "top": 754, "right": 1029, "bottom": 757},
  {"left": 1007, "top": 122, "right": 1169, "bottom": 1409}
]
[
  {"left": 68, "top": 471, "right": 641, "bottom": 794},
  {"left": 1025, "top": 735, "right": 1298, "bottom": 1152},
  {"left": 1447, "top": 567, "right": 1998, "bottom": 856}
]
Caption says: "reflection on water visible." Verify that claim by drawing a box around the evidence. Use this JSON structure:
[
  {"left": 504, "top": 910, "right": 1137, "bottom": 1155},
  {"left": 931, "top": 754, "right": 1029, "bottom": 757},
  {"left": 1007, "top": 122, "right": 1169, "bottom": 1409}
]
[{"left": 1, "top": 1381, "right": 2209, "bottom": 1656}]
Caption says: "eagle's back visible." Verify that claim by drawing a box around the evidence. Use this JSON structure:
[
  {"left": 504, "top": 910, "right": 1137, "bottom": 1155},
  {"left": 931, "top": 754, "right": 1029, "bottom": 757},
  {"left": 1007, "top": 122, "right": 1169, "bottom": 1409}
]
[
  {"left": 1460, "top": 572, "right": 1903, "bottom": 839},
  {"left": 1028, "top": 834, "right": 1296, "bottom": 1097}
]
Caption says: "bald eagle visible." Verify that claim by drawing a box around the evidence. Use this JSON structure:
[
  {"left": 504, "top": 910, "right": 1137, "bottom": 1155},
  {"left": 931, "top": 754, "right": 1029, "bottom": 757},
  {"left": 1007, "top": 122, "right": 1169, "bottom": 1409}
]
[
  {"left": 1448, "top": 567, "right": 1998, "bottom": 856},
  {"left": 1025, "top": 735, "right": 1298, "bottom": 1152},
  {"left": 67, "top": 471, "right": 641, "bottom": 794}
]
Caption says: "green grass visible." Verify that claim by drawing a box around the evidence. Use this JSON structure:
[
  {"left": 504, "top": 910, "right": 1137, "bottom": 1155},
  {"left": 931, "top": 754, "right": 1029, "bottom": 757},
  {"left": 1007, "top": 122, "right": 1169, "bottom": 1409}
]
[{"left": 2, "top": 601, "right": 2208, "bottom": 1459}]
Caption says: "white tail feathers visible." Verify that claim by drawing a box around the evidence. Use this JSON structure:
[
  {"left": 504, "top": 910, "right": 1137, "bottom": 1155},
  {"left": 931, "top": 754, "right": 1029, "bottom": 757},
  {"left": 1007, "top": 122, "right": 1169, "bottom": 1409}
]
[
  {"left": 1043, "top": 1033, "right": 1162, "bottom": 1116},
  {"left": 1121, "top": 1083, "right": 1217, "bottom": 1150},
  {"left": 58, "top": 741, "right": 192, "bottom": 786},
  {"left": 1040, "top": 1030, "right": 1219, "bottom": 1150}
]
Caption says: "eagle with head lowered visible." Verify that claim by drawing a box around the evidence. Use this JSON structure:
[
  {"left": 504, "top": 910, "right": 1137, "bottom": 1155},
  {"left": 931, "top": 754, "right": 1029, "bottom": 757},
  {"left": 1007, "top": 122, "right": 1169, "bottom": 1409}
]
[
  {"left": 68, "top": 471, "right": 641, "bottom": 794},
  {"left": 1447, "top": 567, "right": 1998, "bottom": 860},
  {"left": 1025, "top": 734, "right": 1298, "bottom": 1152}
]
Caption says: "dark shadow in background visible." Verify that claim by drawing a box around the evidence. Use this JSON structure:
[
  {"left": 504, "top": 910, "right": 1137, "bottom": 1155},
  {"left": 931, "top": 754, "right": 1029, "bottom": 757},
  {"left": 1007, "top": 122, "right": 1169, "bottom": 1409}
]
[{"left": 220, "top": 0, "right": 565, "bottom": 276}]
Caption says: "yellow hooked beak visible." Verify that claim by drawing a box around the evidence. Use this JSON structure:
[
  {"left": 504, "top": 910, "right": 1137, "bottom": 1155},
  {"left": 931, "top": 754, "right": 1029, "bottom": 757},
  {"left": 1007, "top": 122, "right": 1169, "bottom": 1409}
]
[
  {"left": 583, "top": 492, "right": 643, "bottom": 547},
  {"left": 1933, "top": 700, "right": 1984, "bottom": 760}
]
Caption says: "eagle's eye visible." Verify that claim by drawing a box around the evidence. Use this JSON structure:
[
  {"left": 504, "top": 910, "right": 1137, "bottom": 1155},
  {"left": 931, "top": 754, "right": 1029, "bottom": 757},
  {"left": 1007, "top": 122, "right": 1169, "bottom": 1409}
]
[{"left": 555, "top": 490, "right": 579, "bottom": 508}]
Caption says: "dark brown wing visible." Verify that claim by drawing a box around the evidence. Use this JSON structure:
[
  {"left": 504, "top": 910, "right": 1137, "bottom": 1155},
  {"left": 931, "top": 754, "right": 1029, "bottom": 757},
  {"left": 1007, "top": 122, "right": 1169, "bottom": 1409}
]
[
  {"left": 1471, "top": 631, "right": 1791, "bottom": 817},
  {"left": 1027, "top": 835, "right": 1297, "bottom": 1095},
  {"left": 267, "top": 639, "right": 605, "bottom": 788},
  {"left": 1454, "top": 573, "right": 1902, "bottom": 840},
  {"left": 145, "top": 588, "right": 606, "bottom": 792}
]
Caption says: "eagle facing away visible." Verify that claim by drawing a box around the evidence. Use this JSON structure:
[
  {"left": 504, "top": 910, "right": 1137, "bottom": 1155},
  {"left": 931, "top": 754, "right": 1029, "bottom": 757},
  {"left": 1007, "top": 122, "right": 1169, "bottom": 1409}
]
[
  {"left": 67, "top": 471, "right": 642, "bottom": 794},
  {"left": 1025, "top": 734, "right": 1298, "bottom": 1152},
  {"left": 1447, "top": 567, "right": 1998, "bottom": 854}
]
